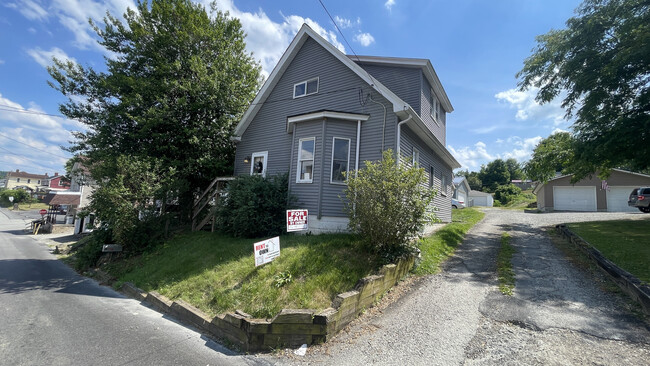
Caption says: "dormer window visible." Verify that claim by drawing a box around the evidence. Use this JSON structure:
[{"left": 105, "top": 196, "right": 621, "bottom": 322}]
[
  {"left": 430, "top": 90, "right": 439, "bottom": 123},
  {"left": 294, "top": 78, "right": 319, "bottom": 98}
]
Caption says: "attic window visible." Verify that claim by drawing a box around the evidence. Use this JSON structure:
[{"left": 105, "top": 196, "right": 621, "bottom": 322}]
[
  {"left": 430, "top": 90, "right": 440, "bottom": 124},
  {"left": 294, "top": 78, "right": 319, "bottom": 98}
]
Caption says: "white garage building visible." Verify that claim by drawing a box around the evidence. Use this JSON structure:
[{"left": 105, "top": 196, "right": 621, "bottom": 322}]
[{"left": 533, "top": 169, "right": 650, "bottom": 212}]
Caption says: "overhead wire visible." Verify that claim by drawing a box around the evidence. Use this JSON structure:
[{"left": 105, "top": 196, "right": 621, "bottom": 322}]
[{"left": 0, "top": 132, "right": 71, "bottom": 160}]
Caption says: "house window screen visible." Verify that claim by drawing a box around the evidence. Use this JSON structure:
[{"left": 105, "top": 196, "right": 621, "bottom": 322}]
[
  {"left": 331, "top": 138, "right": 350, "bottom": 183},
  {"left": 297, "top": 138, "right": 315, "bottom": 183}
]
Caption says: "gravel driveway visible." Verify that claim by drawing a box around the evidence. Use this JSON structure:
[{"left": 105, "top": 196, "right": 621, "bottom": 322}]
[{"left": 264, "top": 209, "right": 650, "bottom": 365}]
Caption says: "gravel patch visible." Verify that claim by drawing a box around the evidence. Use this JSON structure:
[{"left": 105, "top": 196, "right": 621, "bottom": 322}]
[{"left": 262, "top": 209, "right": 650, "bottom": 365}]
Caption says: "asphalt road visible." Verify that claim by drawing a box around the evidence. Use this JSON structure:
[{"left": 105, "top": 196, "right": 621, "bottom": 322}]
[
  {"left": 265, "top": 209, "right": 650, "bottom": 365},
  {"left": 0, "top": 207, "right": 269, "bottom": 366}
]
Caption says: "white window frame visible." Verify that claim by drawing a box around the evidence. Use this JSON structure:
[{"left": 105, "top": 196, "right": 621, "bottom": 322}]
[
  {"left": 412, "top": 147, "right": 419, "bottom": 167},
  {"left": 250, "top": 151, "right": 268, "bottom": 177},
  {"left": 296, "top": 137, "right": 315, "bottom": 183},
  {"left": 330, "top": 137, "right": 351, "bottom": 185},
  {"left": 293, "top": 77, "right": 319, "bottom": 98},
  {"left": 430, "top": 90, "right": 440, "bottom": 126},
  {"left": 441, "top": 174, "right": 448, "bottom": 196}
]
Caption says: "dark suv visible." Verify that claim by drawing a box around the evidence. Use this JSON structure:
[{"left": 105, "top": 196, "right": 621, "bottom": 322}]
[{"left": 628, "top": 187, "right": 650, "bottom": 213}]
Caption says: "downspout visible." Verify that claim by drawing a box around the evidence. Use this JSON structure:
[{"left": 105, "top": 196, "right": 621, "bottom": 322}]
[
  {"left": 317, "top": 119, "right": 327, "bottom": 219},
  {"left": 395, "top": 115, "right": 413, "bottom": 165}
]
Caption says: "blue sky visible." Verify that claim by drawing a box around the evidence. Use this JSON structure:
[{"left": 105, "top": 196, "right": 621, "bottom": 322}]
[{"left": 0, "top": 0, "right": 582, "bottom": 176}]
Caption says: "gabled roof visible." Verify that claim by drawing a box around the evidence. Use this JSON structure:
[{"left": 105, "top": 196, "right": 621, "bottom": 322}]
[
  {"left": 532, "top": 168, "right": 650, "bottom": 195},
  {"left": 7, "top": 170, "right": 48, "bottom": 179},
  {"left": 350, "top": 55, "right": 453, "bottom": 113},
  {"left": 452, "top": 176, "right": 470, "bottom": 192},
  {"left": 43, "top": 191, "right": 81, "bottom": 206},
  {"left": 469, "top": 190, "right": 492, "bottom": 197},
  {"left": 232, "top": 24, "right": 460, "bottom": 169}
]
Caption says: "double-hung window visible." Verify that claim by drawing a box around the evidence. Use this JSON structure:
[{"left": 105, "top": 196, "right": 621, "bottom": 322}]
[
  {"left": 331, "top": 137, "right": 350, "bottom": 184},
  {"left": 250, "top": 151, "right": 268, "bottom": 177},
  {"left": 412, "top": 147, "right": 419, "bottom": 167},
  {"left": 430, "top": 90, "right": 439, "bottom": 123},
  {"left": 441, "top": 174, "right": 448, "bottom": 196},
  {"left": 297, "top": 138, "right": 315, "bottom": 183},
  {"left": 293, "top": 78, "right": 319, "bottom": 98}
]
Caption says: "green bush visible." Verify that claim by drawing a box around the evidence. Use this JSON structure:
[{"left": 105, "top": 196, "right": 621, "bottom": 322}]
[
  {"left": 344, "top": 149, "right": 437, "bottom": 262},
  {"left": 0, "top": 189, "right": 31, "bottom": 206},
  {"left": 215, "top": 173, "right": 292, "bottom": 238},
  {"left": 74, "top": 228, "right": 113, "bottom": 270},
  {"left": 494, "top": 184, "right": 522, "bottom": 205}
]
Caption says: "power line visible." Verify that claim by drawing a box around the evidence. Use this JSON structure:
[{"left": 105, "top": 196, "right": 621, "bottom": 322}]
[
  {"left": 0, "top": 133, "right": 71, "bottom": 160},
  {"left": 0, "top": 146, "right": 62, "bottom": 172}
]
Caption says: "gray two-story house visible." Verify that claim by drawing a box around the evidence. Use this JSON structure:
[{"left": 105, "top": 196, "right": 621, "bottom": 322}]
[{"left": 233, "top": 24, "right": 460, "bottom": 233}]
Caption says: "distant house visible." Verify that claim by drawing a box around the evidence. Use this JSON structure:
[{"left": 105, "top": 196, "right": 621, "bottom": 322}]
[
  {"left": 452, "top": 176, "right": 471, "bottom": 206},
  {"left": 47, "top": 173, "right": 70, "bottom": 191},
  {"left": 68, "top": 160, "right": 96, "bottom": 234},
  {"left": 533, "top": 169, "right": 650, "bottom": 212},
  {"left": 469, "top": 190, "right": 494, "bottom": 207},
  {"left": 4, "top": 169, "right": 49, "bottom": 192},
  {"left": 232, "top": 24, "right": 460, "bottom": 232},
  {"left": 511, "top": 179, "right": 533, "bottom": 190}
]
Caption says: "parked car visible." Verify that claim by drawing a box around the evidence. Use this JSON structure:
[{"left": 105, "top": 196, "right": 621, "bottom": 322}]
[
  {"left": 628, "top": 187, "right": 650, "bottom": 213},
  {"left": 452, "top": 198, "right": 465, "bottom": 209}
]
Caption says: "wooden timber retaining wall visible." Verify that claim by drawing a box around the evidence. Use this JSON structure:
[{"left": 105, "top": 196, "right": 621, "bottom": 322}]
[{"left": 121, "top": 255, "right": 415, "bottom": 352}]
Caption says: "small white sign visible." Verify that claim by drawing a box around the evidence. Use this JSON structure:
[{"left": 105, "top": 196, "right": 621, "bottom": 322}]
[
  {"left": 254, "top": 236, "right": 281, "bottom": 267},
  {"left": 287, "top": 209, "right": 308, "bottom": 232}
]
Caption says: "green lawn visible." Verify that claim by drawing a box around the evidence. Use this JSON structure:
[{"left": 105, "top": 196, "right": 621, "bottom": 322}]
[
  {"left": 107, "top": 233, "right": 381, "bottom": 318},
  {"left": 567, "top": 220, "right": 650, "bottom": 284},
  {"left": 414, "top": 207, "right": 485, "bottom": 275},
  {"left": 104, "top": 208, "right": 485, "bottom": 319}
]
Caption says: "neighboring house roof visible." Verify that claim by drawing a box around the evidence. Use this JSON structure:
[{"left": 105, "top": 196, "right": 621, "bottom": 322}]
[
  {"left": 469, "top": 190, "right": 492, "bottom": 197},
  {"left": 233, "top": 24, "right": 460, "bottom": 170},
  {"left": 532, "top": 168, "right": 650, "bottom": 194},
  {"left": 43, "top": 191, "right": 81, "bottom": 206},
  {"left": 452, "top": 176, "right": 470, "bottom": 192},
  {"left": 7, "top": 170, "right": 48, "bottom": 180}
]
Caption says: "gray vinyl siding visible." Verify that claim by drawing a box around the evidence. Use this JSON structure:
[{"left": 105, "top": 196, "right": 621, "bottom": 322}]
[
  {"left": 234, "top": 37, "right": 398, "bottom": 215},
  {"left": 355, "top": 63, "right": 421, "bottom": 113},
  {"left": 289, "top": 121, "right": 322, "bottom": 213},
  {"left": 400, "top": 125, "right": 453, "bottom": 223},
  {"left": 420, "top": 78, "right": 446, "bottom": 145},
  {"left": 320, "top": 120, "right": 358, "bottom": 217}
]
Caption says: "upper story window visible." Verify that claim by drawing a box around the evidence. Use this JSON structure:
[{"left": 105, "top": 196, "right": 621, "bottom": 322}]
[
  {"left": 430, "top": 90, "right": 440, "bottom": 123},
  {"left": 441, "top": 174, "right": 448, "bottom": 196},
  {"left": 297, "top": 138, "right": 315, "bottom": 183},
  {"left": 331, "top": 137, "right": 350, "bottom": 184},
  {"left": 294, "top": 78, "right": 319, "bottom": 98},
  {"left": 412, "top": 147, "right": 419, "bottom": 167},
  {"left": 27, "top": 179, "right": 31, "bottom": 184},
  {"left": 16, "top": 178, "right": 20, "bottom": 183}
]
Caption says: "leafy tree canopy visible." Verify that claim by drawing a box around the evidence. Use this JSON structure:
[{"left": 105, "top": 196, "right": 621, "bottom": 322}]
[
  {"left": 478, "top": 159, "right": 511, "bottom": 192},
  {"left": 455, "top": 169, "right": 482, "bottom": 191},
  {"left": 48, "top": 0, "right": 261, "bottom": 222},
  {"left": 518, "top": 0, "right": 650, "bottom": 177},
  {"left": 504, "top": 158, "right": 524, "bottom": 181},
  {"left": 524, "top": 132, "right": 576, "bottom": 183}
]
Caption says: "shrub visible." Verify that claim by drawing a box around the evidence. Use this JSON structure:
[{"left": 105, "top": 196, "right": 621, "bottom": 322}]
[
  {"left": 494, "top": 184, "right": 522, "bottom": 205},
  {"left": 74, "top": 228, "right": 113, "bottom": 270},
  {"left": 344, "top": 149, "right": 437, "bottom": 262},
  {"left": 0, "top": 189, "right": 31, "bottom": 206},
  {"left": 215, "top": 173, "right": 292, "bottom": 238}
]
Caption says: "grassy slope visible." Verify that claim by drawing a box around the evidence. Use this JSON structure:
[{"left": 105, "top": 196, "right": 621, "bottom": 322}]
[
  {"left": 567, "top": 219, "right": 650, "bottom": 283},
  {"left": 107, "top": 233, "right": 380, "bottom": 318},
  {"left": 106, "top": 208, "right": 485, "bottom": 318}
]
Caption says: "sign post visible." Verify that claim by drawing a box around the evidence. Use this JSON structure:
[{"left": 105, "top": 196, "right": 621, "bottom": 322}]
[
  {"left": 286, "top": 209, "right": 308, "bottom": 232},
  {"left": 253, "top": 236, "right": 281, "bottom": 267}
]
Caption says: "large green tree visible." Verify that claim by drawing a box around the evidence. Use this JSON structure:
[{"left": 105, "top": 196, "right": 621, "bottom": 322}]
[
  {"left": 48, "top": 0, "right": 261, "bottom": 223},
  {"left": 518, "top": 0, "right": 650, "bottom": 178},
  {"left": 478, "top": 159, "right": 511, "bottom": 191},
  {"left": 504, "top": 158, "right": 524, "bottom": 181},
  {"left": 524, "top": 132, "right": 576, "bottom": 183}
]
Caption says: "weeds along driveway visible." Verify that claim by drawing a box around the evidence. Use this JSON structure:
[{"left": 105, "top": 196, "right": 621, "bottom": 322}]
[{"left": 266, "top": 209, "right": 650, "bottom": 365}]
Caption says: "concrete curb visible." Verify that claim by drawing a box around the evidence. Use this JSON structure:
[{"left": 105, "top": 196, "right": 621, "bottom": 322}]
[
  {"left": 117, "top": 255, "right": 416, "bottom": 352},
  {"left": 555, "top": 224, "right": 650, "bottom": 315}
]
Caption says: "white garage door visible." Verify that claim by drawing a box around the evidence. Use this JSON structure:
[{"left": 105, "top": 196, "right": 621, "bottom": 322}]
[
  {"left": 606, "top": 186, "right": 637, "bottom": 212},
  {"left": 553, "top": 186, "right": 597, "bottom": 211}
]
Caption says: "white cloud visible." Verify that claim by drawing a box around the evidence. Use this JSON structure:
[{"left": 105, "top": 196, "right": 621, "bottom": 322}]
[
  {"left": 209, "top": 0, "right": 345, "bottom": 77},
  {"left": 500, "top": 136, "right": 543, "bottom": 162},
  {"left": 334, "top": 16, "right": 360, "bottom": 29},
  {"left": 385, "top": 0, "right": 396, "bottom": 11},
  {"left": 448, "top": 141, "right": 494, "bottom": 171},
  {"left": 28, "top": 27, "right": 36, "bottom": 33},
  {"left": 0, "top": 59, "right": 4, "bottom": 65},
  {"left": 27, "top": 47, "right": 76, "bottom": 68},
  {"left": 354, "top": 32, "right": 375, "bottom": 47},
  {"left": 0, "top": 93, "right": 77, "bottom": 174},
  {"left": 5, "top": 0, "right": 48, "bottom": 21},
  {"left": 495, "top": 87, "right": 568, "bottom": 127}
]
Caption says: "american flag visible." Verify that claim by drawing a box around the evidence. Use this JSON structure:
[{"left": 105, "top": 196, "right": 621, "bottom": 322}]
[{"left": 601, "top": 180, "right": 610, "bottom": 191}]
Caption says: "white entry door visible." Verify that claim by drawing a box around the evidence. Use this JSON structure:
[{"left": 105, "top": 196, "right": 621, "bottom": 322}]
[{"left": 553, "top": 186, "right": 597, "bottom": 211}]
